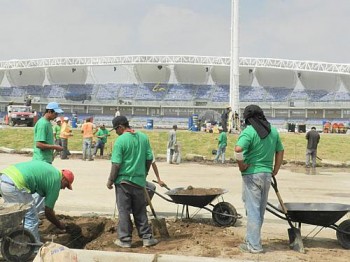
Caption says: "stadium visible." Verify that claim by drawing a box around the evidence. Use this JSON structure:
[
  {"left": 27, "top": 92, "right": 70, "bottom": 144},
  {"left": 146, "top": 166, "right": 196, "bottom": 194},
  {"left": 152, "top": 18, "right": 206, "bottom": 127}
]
[{"left": 1, "top": 55, "right": 350, "bottom": 130}]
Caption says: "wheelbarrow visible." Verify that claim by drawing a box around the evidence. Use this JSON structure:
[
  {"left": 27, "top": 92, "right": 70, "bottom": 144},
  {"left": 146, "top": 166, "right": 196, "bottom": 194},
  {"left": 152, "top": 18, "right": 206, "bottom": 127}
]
[
  {"left": 267, "top": 177, "right": 350, "bottom": 252},
  {"left": 150, "top": 181, "right": 242, "bottom": 227},
  {"left": 0, "top": 203, "right": 37, "bottom": 261}
]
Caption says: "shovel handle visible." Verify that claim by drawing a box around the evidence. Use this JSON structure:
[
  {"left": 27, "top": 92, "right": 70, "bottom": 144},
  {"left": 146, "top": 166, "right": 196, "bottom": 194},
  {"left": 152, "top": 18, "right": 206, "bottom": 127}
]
[
  {"left": 152, "top": 180, "right": 171, "bottom": 191},
  {"left": 271, "top": 176, "right": 288, "bottom": 214},
  {"left": 144, "top": 188, "right": 158, "bottom": 219}
]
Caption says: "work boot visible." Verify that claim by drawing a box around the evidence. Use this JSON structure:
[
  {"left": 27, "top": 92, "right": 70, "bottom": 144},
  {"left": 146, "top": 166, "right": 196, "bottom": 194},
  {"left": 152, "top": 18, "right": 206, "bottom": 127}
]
[
  {"left": 114, "top": 239, "right": 131, "bottom": 248},
  {"left": 239, "top": 243, "right": 263, "bottom": 254},
  {"left": 143, "top": 238, "right": 159, "bottom": 247}
]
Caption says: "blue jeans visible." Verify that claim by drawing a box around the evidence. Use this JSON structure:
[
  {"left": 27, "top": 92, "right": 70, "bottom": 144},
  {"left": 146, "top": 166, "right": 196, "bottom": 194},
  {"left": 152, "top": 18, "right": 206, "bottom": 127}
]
[
  {"left": 242, "top": 173, "right": 271, "bottom": 252},
  {"left": 93, "top": 140, "right": 105, "bottom": 156},
  {"left": 306, "top": 149, "right": 317, "bottom": 168},
  {"left": 0, "top": 175, "right": 41, "bottom": 242},
  {"left": 215, "top": 145, "right": 226, "bottom": 163},
  {"left": 83, "top": 138, "right": 92, "bottom": 160}
]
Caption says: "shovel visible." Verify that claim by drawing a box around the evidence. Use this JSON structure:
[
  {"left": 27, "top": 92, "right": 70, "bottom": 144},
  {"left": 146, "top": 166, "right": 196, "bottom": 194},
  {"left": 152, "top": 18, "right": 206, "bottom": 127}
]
[
  {"left": 144, "top": 187, "right": 170, "bottom": 238},
  {"left": 271, "top": 176, "right": 305, "bottom": 253}
]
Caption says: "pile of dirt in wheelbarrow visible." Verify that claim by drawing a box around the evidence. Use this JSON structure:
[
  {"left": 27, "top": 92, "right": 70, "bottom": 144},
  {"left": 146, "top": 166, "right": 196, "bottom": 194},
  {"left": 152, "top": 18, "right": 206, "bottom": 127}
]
[
  {"left": 38, "top": 214, "right": 350, "bottom": 261},
  {"left": 172, "top": 186, "right": 225, "bottom": 196}
]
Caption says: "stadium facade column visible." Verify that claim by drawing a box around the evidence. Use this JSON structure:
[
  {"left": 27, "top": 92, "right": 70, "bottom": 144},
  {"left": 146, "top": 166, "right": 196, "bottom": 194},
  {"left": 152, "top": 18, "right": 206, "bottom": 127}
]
[{"left": 230, "top": 0, "right": 240, "bottom": 116}]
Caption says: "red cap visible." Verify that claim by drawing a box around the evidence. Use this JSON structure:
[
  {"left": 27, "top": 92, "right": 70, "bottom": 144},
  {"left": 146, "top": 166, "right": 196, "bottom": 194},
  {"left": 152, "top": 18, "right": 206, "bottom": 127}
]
[{"left": 62, "top": 169, "right": 74, "bottom": 190}]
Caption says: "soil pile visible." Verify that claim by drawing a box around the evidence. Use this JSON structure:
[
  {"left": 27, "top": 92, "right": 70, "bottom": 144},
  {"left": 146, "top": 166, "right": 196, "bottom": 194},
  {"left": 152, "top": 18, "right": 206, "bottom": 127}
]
[{"left": 38, "top": 215, "right": 349, "bottom": 261}]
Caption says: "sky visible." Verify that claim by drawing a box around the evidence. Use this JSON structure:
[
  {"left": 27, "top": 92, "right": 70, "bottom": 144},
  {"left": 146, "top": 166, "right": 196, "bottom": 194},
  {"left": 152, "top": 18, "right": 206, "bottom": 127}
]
[{"left": 0, "top": 0, "right": 349, "bottom": 63}]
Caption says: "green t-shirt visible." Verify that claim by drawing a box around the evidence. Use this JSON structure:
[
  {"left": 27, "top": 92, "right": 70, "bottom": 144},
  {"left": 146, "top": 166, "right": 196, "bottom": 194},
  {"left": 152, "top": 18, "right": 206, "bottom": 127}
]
[
  {"left": 111, "top": 131, "right": 153, "bottom": 187},
  {"left": 96, "top": 129, "right": 109, "bottom": 144},
  {"left": 218, "top": 132, "right": 227, "bottom": 147},
  {"left": 53, "top": 125, "right": 61, "bottom": 140},
  {"left": 33, "top": 117, "right": 54, "bottom": 163},
  {"left": 236, "top": 125, "right": 284, "bottom": 175},
  {"left": 1, "top": 160, "right": 61, "bottom": 209}
]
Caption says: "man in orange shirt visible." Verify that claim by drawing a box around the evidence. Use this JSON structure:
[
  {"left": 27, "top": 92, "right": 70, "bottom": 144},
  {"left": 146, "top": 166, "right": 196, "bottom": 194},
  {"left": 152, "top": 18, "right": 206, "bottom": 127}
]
[{"left": 81, "top": 117, "right": 96, "bottom": 161}]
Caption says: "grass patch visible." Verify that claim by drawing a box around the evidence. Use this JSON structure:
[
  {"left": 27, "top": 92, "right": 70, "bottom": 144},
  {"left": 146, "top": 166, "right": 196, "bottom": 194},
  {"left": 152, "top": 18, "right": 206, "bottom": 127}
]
[{"left": 0, "top": 127, "right": 349, "bottom": 162}]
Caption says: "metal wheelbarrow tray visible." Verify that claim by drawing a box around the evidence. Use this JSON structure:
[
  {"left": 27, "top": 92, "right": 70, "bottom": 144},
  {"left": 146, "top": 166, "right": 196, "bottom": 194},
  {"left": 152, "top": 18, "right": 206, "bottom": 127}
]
[
  {"left": 266, "top": 202, "right": 350, "bottom": 249},
  {"left": 153, "top": 187, "right": 242, "bottom": 227},
  {"left": 0, "top": 204, "right": 37, "bottom": 261}
]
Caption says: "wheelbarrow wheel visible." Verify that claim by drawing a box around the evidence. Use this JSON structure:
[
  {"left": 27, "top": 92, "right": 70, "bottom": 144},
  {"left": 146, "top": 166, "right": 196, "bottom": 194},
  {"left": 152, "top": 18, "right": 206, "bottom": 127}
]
[
  {"left": 336, "top": 219, "right": 350, "bottom": 249},
  {"left": 212, "top": 202, "right": 237, "bottom": 227},
  {"left": 1, "top": 228, "right": 36, "bottom": 262}
]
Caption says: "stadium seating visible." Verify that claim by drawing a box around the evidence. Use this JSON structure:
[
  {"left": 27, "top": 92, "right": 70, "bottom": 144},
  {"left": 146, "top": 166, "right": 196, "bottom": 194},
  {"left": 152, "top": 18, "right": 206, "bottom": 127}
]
[
  {"left": 135, "top": 84, "right": 167, "bottom": 100},
  {"left": 194, "top": 85, "right": 213, "bottom": 100},
  {"left": 164, "top": 84, "right": 194, "bottom": 101},
  {"left": 118, "top": 84, "right": 137, "bottom": 99},
  {"left": 95, "top": 83, "right": 120, "bottom": 100},
  {"left": 264, "top": 87, "right": 293, "bottom": 101},
  {"left": 306, "top": 90, "right": 328, "bottom": 101},
  {"left": 211, "top": 85, "right": 229, "bottom": 102},
  {"left": 289, "top": 90, "right": 308, "bottom": 100}
]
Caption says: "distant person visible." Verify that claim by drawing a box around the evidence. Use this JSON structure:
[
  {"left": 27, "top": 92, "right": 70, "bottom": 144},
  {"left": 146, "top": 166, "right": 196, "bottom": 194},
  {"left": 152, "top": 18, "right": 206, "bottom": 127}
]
[
  {"left": 59, "top": 117, "right": 73, "bottom": 160},
  {"left": 234, "top": 111, "right": 240, "bottom": 131},
  {"left": 167, "top": 124, "right": 177, "bottom": 164},
  {"left": 52, "top": 117, "right": 62, "bottom": 146},
  {"left": 305, "top": 127, "right": 320, "bottom": 168},
  {"left": 33, "top": 102, "right": 64, "bottom": 164},
  {"left": 214, "top": 129, "right": 227, "bottom": 164},
  {"left": 33, "top": 102, "right": 64, "bottom": 214},
  {"left": 221, "top": 106, "right": 231, "bottom": 132},
  {"left": 0, "top": 160, "right": 74, "bottom": 243},
  {"left": 93, "top": 124, "right": 110, "bottom": 157},
  {"left": 235, "top": 104, "right": 284, "bottom": 254},
  {"left": 25, "top": 95, "right": 32, "bottom": 106},
  {"left": 81, "top": 117, "right": 96, "bottom": 161},
  {"left": 106, "top": 116, "right": 158, "bottom": 248},
  {"left": 115, "top": 108, "right": 121, "bottom": 117}
]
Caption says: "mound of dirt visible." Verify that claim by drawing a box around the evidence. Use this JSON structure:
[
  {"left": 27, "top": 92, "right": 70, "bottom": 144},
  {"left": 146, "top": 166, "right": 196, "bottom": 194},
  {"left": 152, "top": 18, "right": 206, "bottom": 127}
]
[{"left": 38, "top": 215, "right": 350, "bottom": 261}]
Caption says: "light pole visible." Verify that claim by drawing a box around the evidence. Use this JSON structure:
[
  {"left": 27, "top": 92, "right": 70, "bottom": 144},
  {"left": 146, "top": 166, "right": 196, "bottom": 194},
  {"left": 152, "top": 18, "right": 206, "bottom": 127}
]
[{"left": 230, "top": 0, "right": 240, "bottom": 115}]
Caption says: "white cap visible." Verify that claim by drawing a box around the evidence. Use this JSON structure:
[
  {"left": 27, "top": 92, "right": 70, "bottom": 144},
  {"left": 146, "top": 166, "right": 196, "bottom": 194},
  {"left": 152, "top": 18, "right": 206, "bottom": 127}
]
[
  {"left": 64, "top": 117, "right": 69, "bottom": 121},
  {"left": 55, "top": 117, "right": 62, "bottom": 122}
]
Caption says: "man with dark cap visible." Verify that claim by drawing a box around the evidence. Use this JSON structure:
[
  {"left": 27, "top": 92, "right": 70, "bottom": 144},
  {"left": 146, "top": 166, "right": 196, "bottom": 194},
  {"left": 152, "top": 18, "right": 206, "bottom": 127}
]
[
  {"left": 106, "top": 116, "right": 158, "bottom": 248},
  {"left": 234, "top": 104, "right": 284, "bottom": 254},
  {"left": 305, "top": 127, "right": 320, "bottom": 168}
]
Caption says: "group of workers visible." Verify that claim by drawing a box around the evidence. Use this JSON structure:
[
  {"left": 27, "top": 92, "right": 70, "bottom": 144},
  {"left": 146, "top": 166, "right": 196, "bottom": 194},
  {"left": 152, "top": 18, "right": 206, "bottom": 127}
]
[{"left": 0, "top": 101, "right": 290, "bottom": 254}]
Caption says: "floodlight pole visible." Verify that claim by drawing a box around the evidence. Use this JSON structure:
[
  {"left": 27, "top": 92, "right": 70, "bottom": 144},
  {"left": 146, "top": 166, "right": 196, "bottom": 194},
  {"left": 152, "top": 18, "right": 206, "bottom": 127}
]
[{"left": 230, "top": 0, "right": 240, "bottom": 115}]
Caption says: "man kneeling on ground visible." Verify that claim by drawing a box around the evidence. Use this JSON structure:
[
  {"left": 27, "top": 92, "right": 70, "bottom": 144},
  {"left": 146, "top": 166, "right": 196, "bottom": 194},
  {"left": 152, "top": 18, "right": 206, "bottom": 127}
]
[{"left": 0, "top": 160, "right": 74, "bottom": 243}]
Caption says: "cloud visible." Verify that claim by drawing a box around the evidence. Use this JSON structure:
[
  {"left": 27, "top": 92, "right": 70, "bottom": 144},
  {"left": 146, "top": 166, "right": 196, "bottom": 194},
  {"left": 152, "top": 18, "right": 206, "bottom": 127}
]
[
  {"left": 137, "top": 4, "right": 230, "bottom": 56},
  {"left": 240, "top": 0, "right": 350, "bottom": 62},
  {"left": 0, "top": 0, "right": 349, "bottom": 63}
]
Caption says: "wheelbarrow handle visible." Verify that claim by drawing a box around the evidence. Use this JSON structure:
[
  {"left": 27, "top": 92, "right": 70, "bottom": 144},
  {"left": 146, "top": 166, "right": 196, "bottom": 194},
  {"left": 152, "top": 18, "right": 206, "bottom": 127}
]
[{"left": 152, "top": 180, "right": 171, "bottom": 191}]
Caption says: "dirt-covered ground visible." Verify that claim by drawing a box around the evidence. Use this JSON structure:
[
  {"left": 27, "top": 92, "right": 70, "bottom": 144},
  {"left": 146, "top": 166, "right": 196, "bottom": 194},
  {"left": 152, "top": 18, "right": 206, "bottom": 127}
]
[
  {"left": 39, "top": 214, "right": 350, "bottom": 262},
  {"left": 1, "top": 153, "right": 350, "bottom": 261}
]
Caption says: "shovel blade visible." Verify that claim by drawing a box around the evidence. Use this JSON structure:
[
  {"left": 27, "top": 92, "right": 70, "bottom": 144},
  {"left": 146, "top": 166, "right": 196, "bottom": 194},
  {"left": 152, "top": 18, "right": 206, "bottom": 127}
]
[
  {"left": 288, "top": 227, "right": 305, "bottom": 253},
  {"left": 151, "top": 218, "right": 170, "bottom": 238}
]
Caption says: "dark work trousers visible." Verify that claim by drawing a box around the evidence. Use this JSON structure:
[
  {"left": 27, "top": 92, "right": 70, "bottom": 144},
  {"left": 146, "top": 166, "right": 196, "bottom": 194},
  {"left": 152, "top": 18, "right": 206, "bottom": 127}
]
[
  {"left": 93, "top": 140, "right": 105, "bottom": 156},
  {"left": 60, "top": 138, "right": 69, "bottom": 159},
  {"left": 115, "top": 183, "right": 152, "bottom": 242}
]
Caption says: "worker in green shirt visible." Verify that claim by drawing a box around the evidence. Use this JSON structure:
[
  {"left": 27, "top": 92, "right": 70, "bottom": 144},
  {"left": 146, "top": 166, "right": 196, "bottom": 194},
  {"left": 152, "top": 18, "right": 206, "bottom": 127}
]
[
  {"left": 93, "top": 124, "right": 110, "bottom": 157},
  {"left": 214, "top": 129, "right": 227, "bottom": 164},
  {"left": 106, "top": 116, "right": 158, "bottom": 248},
  {"left": 0, "top": 160, "right": 74, "bottom": 243}
]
